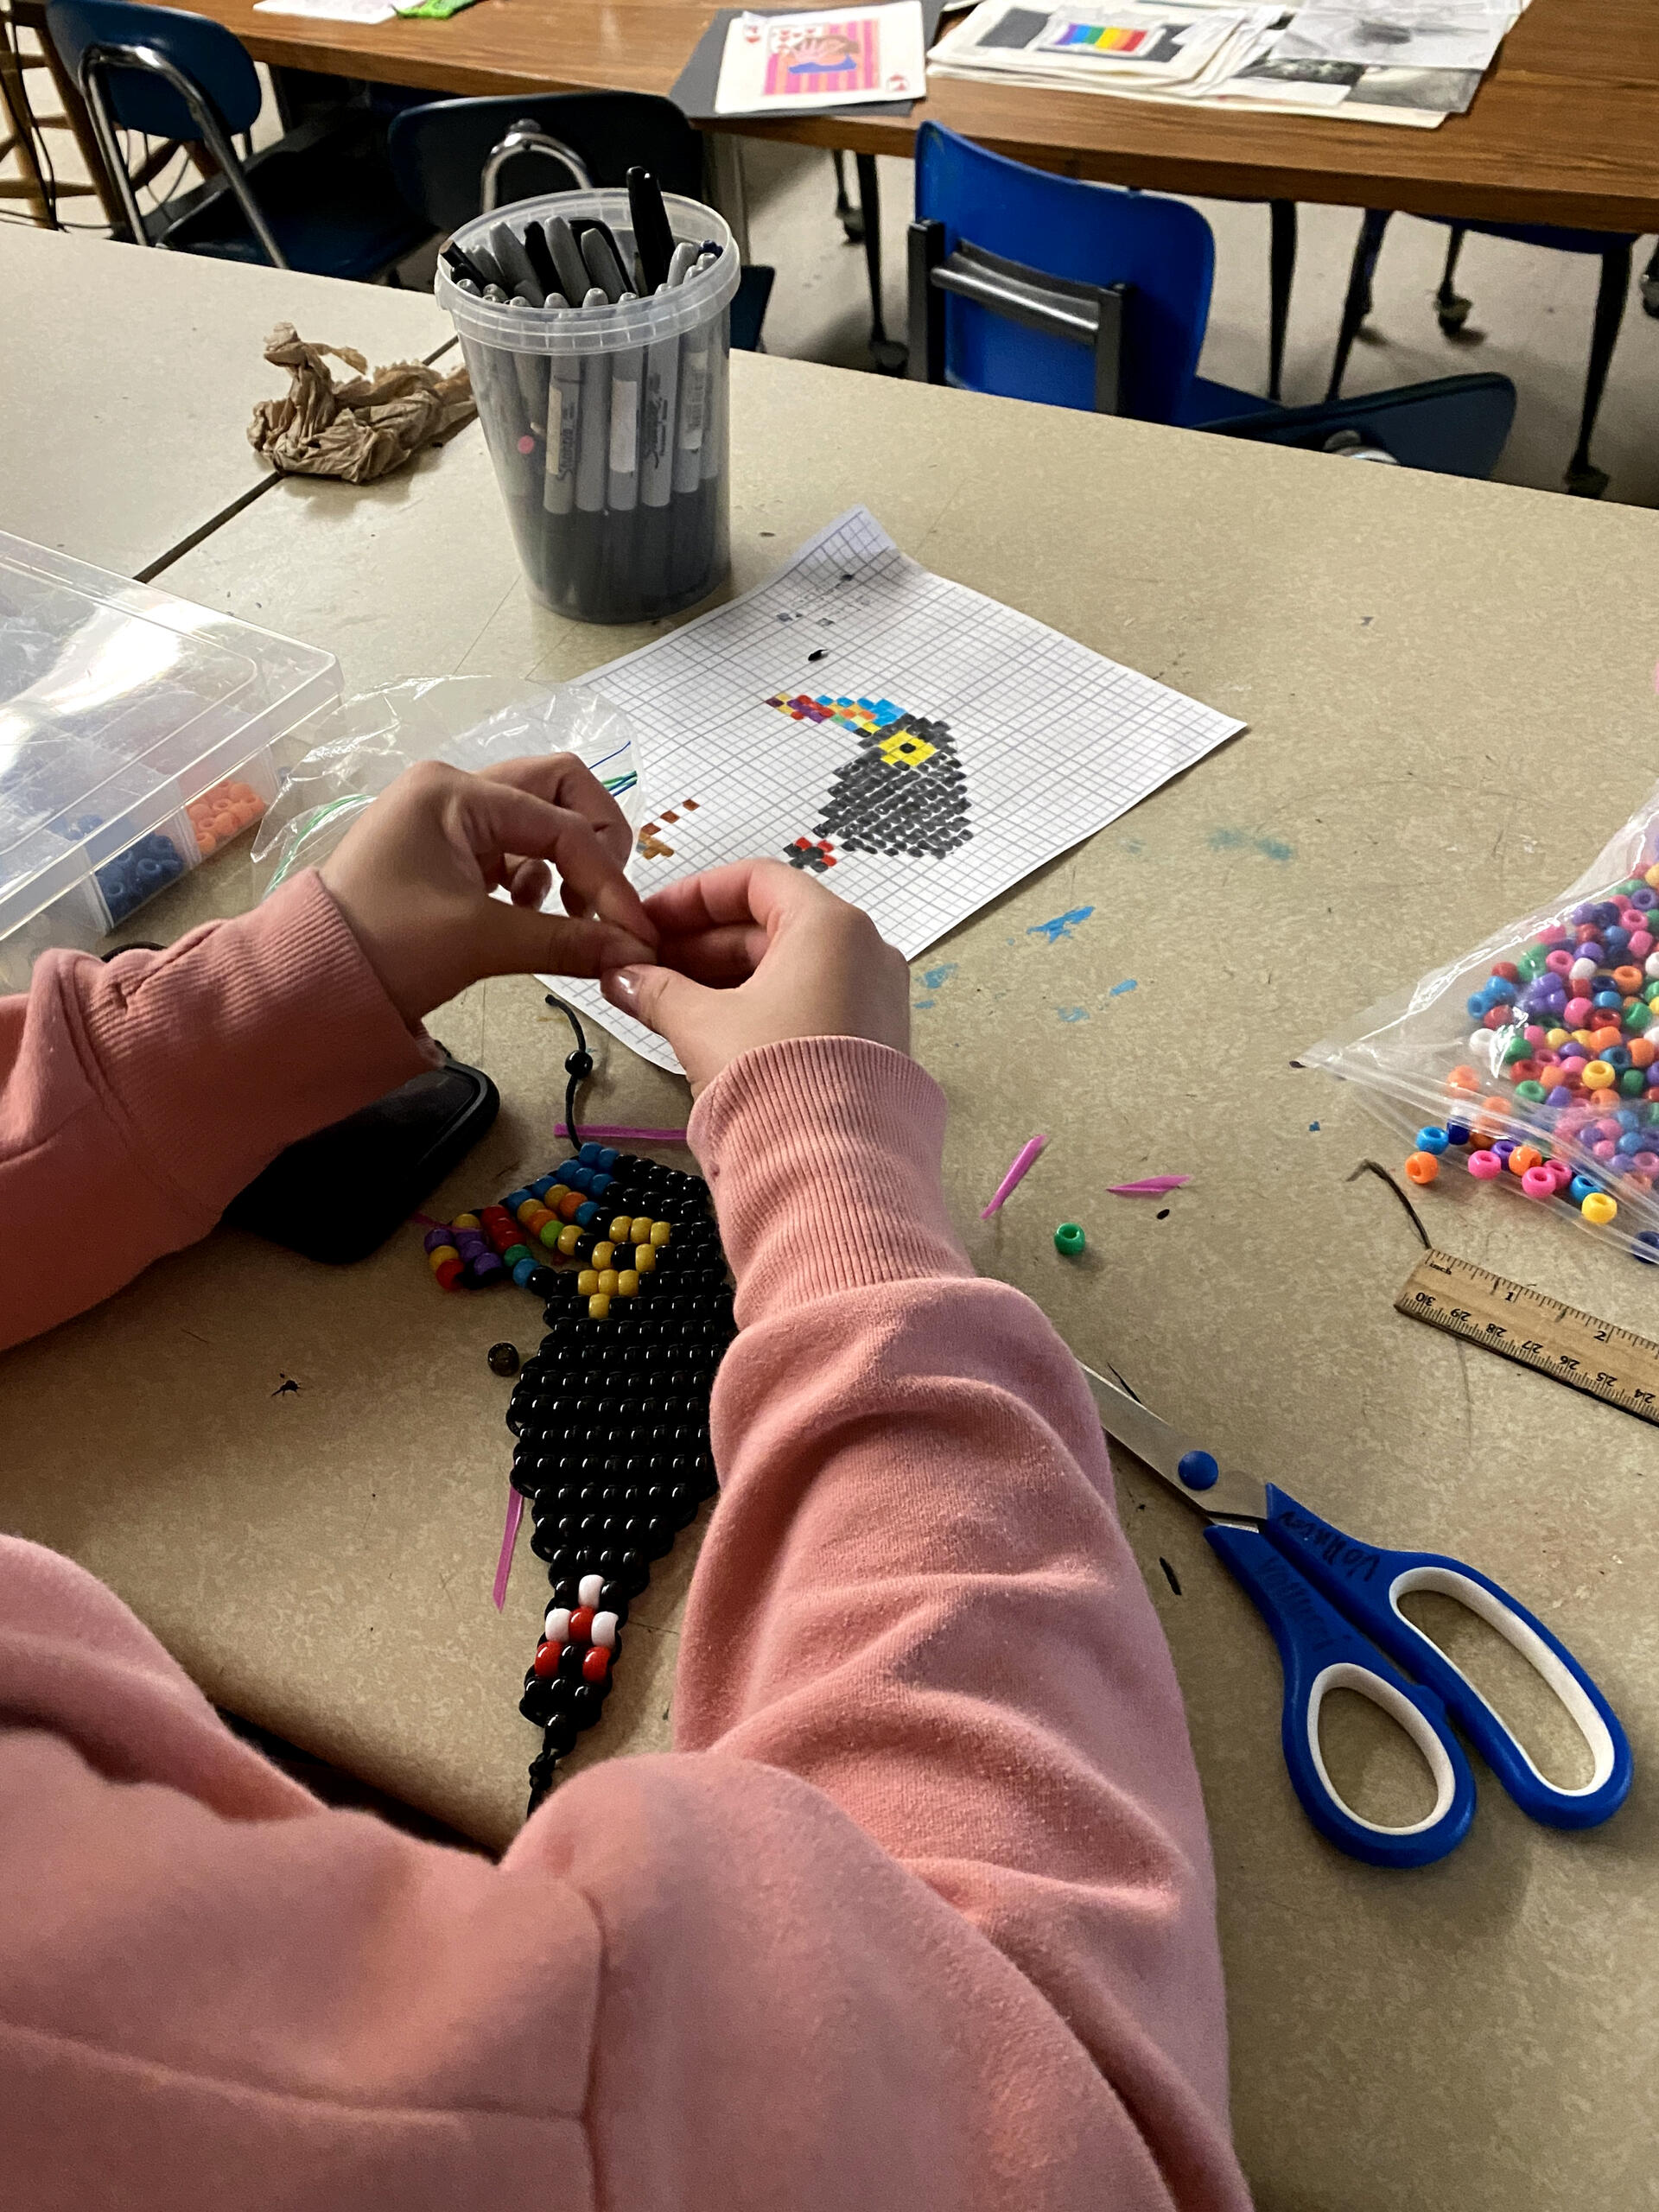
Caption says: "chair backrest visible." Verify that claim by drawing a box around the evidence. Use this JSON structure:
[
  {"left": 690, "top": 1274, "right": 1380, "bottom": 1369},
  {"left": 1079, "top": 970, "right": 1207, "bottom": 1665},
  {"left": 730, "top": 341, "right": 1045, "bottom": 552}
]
[
  {"left": 389, "top": 92, "right": 702, "bottom": 237},
  {"left": 912, "top": 121, "right": 1214, "bottom": 426},
  {"left": 47, "top": 0, "right": 259, "bottom": 139},
  {"left": 1208, "top": 372, "right": 1517, "bottom": 480}
]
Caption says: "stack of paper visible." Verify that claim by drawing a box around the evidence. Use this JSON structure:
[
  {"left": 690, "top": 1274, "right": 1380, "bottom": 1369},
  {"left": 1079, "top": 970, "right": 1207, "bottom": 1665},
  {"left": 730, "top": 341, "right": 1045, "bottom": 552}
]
[
  {"left": 930, "top": 2, "right": 1285, "bottom": 100},
  {"left": 930, "top": 0, "right": 1524, "bottom": 124}
]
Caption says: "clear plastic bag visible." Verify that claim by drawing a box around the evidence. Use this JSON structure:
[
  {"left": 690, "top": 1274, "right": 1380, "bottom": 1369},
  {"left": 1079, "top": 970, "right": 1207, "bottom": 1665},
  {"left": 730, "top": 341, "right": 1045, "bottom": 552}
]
[
  {"left": 1303, "top": 786, "right": 1659, "bottom": 1262},
  {"left": 251, "top": 676, "right": 640, "bottom": 898}
]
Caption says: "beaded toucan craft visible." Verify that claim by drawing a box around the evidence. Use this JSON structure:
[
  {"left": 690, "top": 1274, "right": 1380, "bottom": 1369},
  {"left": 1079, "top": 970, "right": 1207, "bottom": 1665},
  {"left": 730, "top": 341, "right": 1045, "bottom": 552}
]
[{"left": 419, "top": 1003, "right": 735, "bottom": 1815}]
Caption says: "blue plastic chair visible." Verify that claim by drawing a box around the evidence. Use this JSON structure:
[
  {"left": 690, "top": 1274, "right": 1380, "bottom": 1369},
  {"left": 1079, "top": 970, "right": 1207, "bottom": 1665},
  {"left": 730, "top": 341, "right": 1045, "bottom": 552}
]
[
  {"left": 909, "top": 124, "right": 1516, "bottom": 478},
  {"left": 1328, "top": 212, "right": 1635, "bottom": 496},
  {"left": 47, "top": 0, "right": 428, "bottom": 278},
  {"left": 387, "top": 93, "right": 774, "bottom": 352}
]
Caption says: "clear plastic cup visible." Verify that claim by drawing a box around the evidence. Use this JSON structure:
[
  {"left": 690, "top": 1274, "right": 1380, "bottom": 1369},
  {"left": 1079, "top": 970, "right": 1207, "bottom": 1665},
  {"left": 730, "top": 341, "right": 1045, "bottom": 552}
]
[{"left": 436, "top": 190, "right": 738, "bottom": 625}]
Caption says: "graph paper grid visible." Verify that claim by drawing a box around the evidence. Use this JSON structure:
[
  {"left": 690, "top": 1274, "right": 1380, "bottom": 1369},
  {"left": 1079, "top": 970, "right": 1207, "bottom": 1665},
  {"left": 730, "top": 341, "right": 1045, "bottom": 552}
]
[{"left": 544, "top": 508, "right": 1244, "bottom": 1071}]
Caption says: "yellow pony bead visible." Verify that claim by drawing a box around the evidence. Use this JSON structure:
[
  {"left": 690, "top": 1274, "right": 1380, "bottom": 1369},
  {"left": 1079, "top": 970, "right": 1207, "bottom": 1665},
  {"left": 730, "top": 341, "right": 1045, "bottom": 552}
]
[
  {"left": 452, "top": 1213, "right": 480, "bottom": 1231},
  {"left": 590, "top": 1242, "right": 615, "bottom": 1269},
  {"left": 557, "top": 1224, "right": 582, "bottom": 1255},
  {"left": 1545, "top": 1029, "right": 1568, "bottom": 1049},
  {"left": 517, "top": 1198, "right": 542, "bottom": 1225},
  {"left": 629, "top": 1217, "right": 652, "bottom": 1244},
  {"left": 1582, "top": 1191, "right": 1618, "bottom": 1226},
  {"left": 1582, "top": 1061, "right": 1617, "bottom": 1090},
  {"left": 609, "top": 1216, "right": 633, "bottom": 1242},
  {"left": 577, "top": 1269, "right": 599, "bottom": 1295},
  {"left": 588, "top": 1293, "right": 612, "bottom": 1319},
  {"left": 616, "top": 1268, "right": 640, "bottom": 1296},
  {"left": 426, "top": 1244, "right": 461, "bottom": 1272},
  {"left": 633, "top": 1244, "right": 656, "bottom": 1274},
  {"left": 650, "top": 1220, "right": 671, "bottom": 1248},
  {"left": 597, "top": 1268, "right": 620, "bottom": 1295}
]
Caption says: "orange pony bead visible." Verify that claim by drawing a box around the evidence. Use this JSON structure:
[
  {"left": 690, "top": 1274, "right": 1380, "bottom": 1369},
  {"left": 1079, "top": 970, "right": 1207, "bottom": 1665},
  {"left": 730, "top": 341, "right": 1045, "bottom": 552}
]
[
  {"left": 1614, "top": 966, "right": 1644, "bottom": 994},
  {"left": 1631, "top": 1039, "right": 1657, "bottom": 1068},
  {"left": 1446, "top": 1065, "right": 1480, "bottom": 1093},
  {"left": 1403, "top": 1152, "right": 1440, "bottom": 1185},
  {"left": 1507, "top": 1145, "right": 1541, "bottom": 1177},
  {"left": 557, "top": 1190, "right": 584, "bottom": 1220}
]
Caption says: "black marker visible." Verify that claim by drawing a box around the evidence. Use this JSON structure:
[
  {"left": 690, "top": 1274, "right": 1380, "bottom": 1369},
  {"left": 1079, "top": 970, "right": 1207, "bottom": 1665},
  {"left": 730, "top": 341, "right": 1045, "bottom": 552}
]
[
  {"left": 579, "top": 225, "right": 629, "bottom": 304},
  {"left": 627, "top": 167, "right": 676, "bottom": 292},
  {"left": 521, "top": 219, "right": 560, "bottom": 298},
  {"left": 443, "top": 242, "right": 488, "bottom": 288}
]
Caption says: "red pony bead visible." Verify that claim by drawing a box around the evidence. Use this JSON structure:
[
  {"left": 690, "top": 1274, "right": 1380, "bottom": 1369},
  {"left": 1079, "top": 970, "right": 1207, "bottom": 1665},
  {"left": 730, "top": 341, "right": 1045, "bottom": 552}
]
[
  {"left": 582, "top": 1645, "right": 611, "bottom": 1683},
  {"left": 568, "top": 1605, "right": 596, "bottom": 1643},
  {"left": 533, "top": 1639, "right": 563, "bottom": 1680}
]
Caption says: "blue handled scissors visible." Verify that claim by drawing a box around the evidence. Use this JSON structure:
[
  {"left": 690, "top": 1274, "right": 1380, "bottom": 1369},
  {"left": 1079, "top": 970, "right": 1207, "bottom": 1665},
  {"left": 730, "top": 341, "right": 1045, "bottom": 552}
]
[{"left": 1079, "top": 1361, "right": 1633, "bottom": 1869}]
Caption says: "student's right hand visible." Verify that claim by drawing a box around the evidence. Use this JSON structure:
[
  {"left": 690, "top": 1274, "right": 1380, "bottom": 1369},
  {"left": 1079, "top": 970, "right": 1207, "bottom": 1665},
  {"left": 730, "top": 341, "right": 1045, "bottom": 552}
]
[{"left": 601, "top": 860, "right": 910, "bottom": 1094}]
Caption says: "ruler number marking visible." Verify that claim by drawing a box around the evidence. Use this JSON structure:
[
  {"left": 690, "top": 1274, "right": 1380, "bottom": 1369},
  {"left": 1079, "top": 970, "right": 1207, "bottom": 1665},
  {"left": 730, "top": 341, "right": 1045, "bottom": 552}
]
[{"left": 1395, "top": 1249, "right": 1659, "bottom": 1428}]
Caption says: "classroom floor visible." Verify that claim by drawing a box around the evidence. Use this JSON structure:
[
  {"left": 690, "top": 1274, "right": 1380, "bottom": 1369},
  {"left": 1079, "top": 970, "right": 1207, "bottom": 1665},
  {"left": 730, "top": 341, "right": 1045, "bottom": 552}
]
[
  {"left": 741, "top": 139, "right": 1659, "bottom": 510},
  {"left": 6, "top": 45, "right": 1658, "bottom": 508}
]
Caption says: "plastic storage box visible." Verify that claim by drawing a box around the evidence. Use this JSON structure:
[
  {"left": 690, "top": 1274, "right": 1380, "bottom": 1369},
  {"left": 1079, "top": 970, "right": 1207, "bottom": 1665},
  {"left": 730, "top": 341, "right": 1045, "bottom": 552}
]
[{"left": 0, "top": 531, "right": 340, "bottom": 988}]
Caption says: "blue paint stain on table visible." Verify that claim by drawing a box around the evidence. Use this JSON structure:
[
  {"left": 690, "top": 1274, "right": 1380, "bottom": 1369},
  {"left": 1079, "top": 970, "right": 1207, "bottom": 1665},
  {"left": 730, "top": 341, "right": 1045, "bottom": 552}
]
[
  {"left": 1109, "top": 977, "right": 1137, "bottom": 998},
  {"left": 1058, "top": 1006, "right": 1090, "bottom": 1024},
  {"left": 1209, "top": 828, "right": 1294, "bottom": 863},
  {"left": 1027, "top": 906, "right": 1095, "bottom": 944}
]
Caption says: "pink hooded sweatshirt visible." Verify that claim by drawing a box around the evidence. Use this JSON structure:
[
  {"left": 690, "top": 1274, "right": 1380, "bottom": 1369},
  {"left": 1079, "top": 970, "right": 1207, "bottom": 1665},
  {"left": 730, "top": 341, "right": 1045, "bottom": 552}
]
[{"left": 0, "top": 872, "right": 1249, "bottom": 2212}]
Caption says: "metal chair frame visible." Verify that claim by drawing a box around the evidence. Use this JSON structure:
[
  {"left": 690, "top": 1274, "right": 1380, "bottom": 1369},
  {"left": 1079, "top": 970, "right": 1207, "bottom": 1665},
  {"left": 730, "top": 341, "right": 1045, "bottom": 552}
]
[
  {"left": 75, "top": 35, "right": 283, "bottom": 262},
  {"left": 480, "top": 117, "right": 592, "bottom": 212}
]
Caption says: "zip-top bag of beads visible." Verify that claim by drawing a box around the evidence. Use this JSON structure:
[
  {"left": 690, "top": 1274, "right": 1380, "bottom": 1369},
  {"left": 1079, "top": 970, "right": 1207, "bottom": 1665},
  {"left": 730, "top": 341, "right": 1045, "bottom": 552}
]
[{"left": 1304, "top": 783, "right": 1659, "bottom": 1262}]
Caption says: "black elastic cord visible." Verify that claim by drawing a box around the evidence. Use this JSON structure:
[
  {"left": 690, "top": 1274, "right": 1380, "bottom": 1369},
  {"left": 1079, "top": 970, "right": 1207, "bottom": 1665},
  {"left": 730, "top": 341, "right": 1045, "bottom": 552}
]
[
  {"left": 1347, "top": 1157, "right": 1431, "bottom": 1249},
  {"left": 544, "top": 994, "right": 594, "bottom": 1149}
]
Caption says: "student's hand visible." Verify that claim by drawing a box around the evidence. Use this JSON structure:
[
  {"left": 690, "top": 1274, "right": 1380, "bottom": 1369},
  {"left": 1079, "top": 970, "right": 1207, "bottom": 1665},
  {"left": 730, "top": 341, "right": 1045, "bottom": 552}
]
[
  {"left": 319, "top": 755, "right": 656, "bottom": 1024},
  {"left": 601, "top": 859, "right": 909, "bottom": 1093}
]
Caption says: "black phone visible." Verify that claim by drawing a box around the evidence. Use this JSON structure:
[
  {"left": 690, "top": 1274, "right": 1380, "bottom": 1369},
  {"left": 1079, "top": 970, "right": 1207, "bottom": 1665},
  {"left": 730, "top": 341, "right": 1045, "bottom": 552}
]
[{"left": 223, "top": 1052, "right": 499, "bottom": 1264}]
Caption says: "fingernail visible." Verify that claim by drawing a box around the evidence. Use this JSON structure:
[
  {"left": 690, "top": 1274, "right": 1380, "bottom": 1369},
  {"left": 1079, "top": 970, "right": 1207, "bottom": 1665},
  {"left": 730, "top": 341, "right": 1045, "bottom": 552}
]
[{"left": 603, "top": 965, "right": 644, "bottom": 1014}]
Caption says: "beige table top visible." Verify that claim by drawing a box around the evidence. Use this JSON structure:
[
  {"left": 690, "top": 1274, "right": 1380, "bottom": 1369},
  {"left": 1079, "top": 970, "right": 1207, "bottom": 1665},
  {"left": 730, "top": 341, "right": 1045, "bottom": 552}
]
[
  {"left": 4, "top": 332, "right": 1659, "bottom": 2209},
  {"left": 0, "top": 228, "right": 452, "bottom": 579}
]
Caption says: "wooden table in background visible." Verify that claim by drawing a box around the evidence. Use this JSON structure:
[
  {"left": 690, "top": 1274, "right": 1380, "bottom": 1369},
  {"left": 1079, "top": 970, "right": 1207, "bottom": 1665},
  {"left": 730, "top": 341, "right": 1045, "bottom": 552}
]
[
  {"left": 109, "top": 0, "right": 1659, "bottom": 231},
  {"left": 3, "top": 232, "right": 1659, "bottom": 2212}
]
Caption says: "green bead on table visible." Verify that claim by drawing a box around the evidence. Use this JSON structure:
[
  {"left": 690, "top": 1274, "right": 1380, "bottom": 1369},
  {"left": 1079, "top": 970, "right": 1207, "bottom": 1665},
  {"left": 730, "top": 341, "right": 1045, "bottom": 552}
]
[{"left": 1054, "top": 1222, "right": 1086, "bottom": 1256}]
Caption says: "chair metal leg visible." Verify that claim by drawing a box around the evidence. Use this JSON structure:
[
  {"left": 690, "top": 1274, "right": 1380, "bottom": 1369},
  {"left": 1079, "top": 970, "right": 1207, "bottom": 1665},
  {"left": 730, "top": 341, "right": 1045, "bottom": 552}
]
[
  {"left": 1268, "top": 199, "right": 1296, "bottom": 402},
  {"left": 1435, "top": 225, "right": 1472, "bottom": 337},
  {"left": 1326, "top": 208, "right": 1392, "bottom": 402},
  {"left": 831, "top": 148, "right": 863, "bottom": 242},
  {"left": 855, "top": 150, "right": 906, "bottom": 374},
  {"left": 1565, "top": 239, "right": 1631, "bottom": 499}
]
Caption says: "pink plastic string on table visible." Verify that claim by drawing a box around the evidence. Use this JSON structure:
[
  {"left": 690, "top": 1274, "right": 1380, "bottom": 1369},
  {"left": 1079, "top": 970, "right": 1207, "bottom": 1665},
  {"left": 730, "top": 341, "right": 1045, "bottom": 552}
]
[
  {"left": 1106, "top": 1176, "right": 1192, "bottom": 1195},
  {"left": 980, "top": 1135, "right": 1047, "bottom": 1217},
  {"left": 492, "top": 1486, "right": 524, "bottom": 1611}
]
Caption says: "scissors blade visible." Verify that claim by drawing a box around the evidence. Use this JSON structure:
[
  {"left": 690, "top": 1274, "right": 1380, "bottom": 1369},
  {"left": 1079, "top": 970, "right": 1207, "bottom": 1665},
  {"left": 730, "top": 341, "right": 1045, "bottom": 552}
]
[{"left": 1077, "top": 1361, "right": 1270, "bottom": 1523}]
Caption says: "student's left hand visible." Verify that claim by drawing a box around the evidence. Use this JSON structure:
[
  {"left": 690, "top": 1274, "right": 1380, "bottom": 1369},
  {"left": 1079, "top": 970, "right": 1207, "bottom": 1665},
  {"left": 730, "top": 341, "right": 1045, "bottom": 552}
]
[{"left": 320, "top": 755, "right": 656, "bottom": 1024}]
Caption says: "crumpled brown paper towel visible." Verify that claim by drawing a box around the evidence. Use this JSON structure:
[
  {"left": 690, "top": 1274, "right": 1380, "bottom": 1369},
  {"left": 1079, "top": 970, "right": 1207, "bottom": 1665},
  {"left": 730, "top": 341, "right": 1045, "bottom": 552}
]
[{"left": 248, "top": 323, "right": 476, "bottom": 485}]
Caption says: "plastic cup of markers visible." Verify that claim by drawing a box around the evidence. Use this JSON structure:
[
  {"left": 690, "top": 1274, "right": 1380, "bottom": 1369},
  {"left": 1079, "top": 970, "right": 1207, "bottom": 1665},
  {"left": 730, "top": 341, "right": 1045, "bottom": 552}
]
[{"left": 436, "top": 190, "right": 738, "bottom": 626}]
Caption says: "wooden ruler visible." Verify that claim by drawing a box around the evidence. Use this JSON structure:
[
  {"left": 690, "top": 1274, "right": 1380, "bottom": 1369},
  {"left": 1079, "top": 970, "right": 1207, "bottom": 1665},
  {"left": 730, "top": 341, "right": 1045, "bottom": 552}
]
[{"left": 1396, "top": 1248, "right": 1659, "bottom": 1424}]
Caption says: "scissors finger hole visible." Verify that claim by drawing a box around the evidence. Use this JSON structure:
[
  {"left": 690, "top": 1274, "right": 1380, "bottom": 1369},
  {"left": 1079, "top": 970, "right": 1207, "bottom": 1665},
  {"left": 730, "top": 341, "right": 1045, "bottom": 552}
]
[
  {"left": 1315, "top": 1686, "right": 1443, "bottom": 1828},
  {"left": 1308, "top": 1664, "right": 1459, "bottom": 1836},
  {"left": 1396, "top": 1586, "right": 1597, "bottom": 1790}
]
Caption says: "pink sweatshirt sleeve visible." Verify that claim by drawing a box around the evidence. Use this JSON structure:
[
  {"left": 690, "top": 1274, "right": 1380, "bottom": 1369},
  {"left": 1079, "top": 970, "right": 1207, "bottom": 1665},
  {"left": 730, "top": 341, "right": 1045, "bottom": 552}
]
[
  {"left": 0, "top": 1034, "right": 1246, "bottom": 2212},
  {"left": 0, "top": 870, "right": 433, "bottom": 1349}
]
